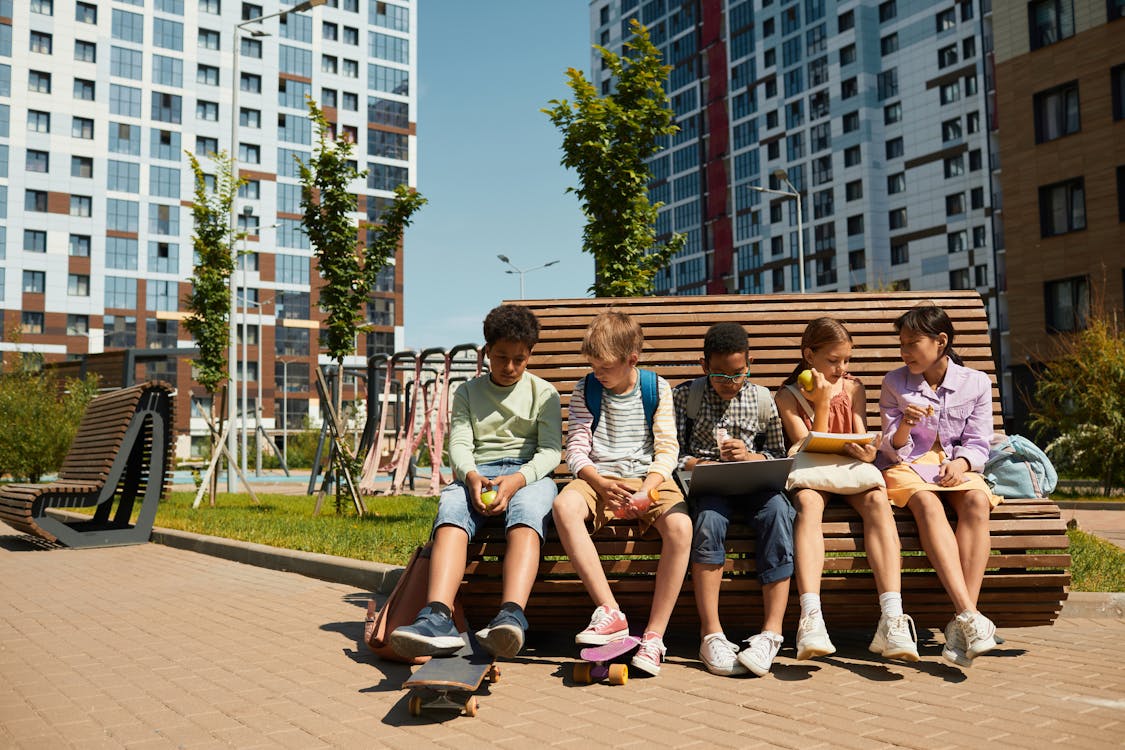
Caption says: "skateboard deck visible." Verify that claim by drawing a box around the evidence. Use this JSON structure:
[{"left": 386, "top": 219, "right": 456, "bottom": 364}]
[
  {"left": 574, "top": 635, "right": 642, "bottom": 685},
  {"left": 402, "top": 632, "right": 500, "bottom": 717}
]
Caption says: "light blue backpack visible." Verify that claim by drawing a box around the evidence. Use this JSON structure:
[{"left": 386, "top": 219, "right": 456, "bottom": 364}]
[{"left": 983, "top": 434, "right": 1058, "bottom": 499}]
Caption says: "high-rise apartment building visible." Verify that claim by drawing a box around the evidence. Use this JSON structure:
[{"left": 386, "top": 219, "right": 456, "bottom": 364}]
[
  {"left": 0, "top": 0, "right": 417, "bottom": 456},
  {"left": 590, "top": 1, "right": 997, "bottom": 320},
  {"left": 990, "top": 0, "right": 1124, "bottom": 428}
]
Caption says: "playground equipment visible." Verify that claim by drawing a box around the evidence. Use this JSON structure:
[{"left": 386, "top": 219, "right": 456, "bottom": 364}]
[{"left": 357, "top": 344, "right": 482, "bottom": 496}]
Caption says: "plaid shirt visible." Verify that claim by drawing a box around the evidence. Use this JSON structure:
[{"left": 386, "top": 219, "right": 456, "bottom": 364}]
[{"left": 672, "top": 378, "right": 786, "bottom": 468}]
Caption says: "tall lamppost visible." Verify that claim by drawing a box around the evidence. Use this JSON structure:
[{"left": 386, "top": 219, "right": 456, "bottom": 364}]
[
  {"left": 749, "top": 168, "right": 805, "bottom": 293},
  {"left": 227, "top": 0, "right": 326, "bottom": 491},
  {"left": 496, "top": 254, "right": 560, "bottom": 299}
]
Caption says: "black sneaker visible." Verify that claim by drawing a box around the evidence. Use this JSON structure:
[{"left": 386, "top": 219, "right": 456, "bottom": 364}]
[
  {"left": 475, "top": 608, "right": 528, "bottom": 659},
  {"left": 388, "top": 606, "right": 463, "bottom": 659}
]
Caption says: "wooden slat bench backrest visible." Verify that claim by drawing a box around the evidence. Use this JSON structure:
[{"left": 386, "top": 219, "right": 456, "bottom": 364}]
[
  {"left": 58, "top": 385, "right": 149, "bottom": 485},
  {"left": 513, "top": 290, "right": 999, "bottom": 435}
]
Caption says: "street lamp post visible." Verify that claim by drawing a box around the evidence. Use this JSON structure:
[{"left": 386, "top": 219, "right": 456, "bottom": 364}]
[
  {"left": 749, "top": 169, "right": 805, "bottom": 293},
  {"left": 227, "top": 0, "right": 326, "bottom": 491},
  {"left": 496, "top": 254, "right": 560, "bottom": 299}
]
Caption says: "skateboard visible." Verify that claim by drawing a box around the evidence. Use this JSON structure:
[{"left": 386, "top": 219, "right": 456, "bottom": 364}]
[
  {"left": 401, "top": 632, "right": 500, "bottom": 718},
  {"left": 573, "top": 635, "right": 642, "bottom": 685}
]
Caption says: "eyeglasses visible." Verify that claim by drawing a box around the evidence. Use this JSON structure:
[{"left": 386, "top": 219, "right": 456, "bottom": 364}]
[{"left": 707, "top": 372, "right": 749, "bottom": 384}]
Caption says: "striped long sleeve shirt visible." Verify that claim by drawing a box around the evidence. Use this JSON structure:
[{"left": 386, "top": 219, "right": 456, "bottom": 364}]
[{"left": 565, "top": 371, "right": 679, "bottom": 481}]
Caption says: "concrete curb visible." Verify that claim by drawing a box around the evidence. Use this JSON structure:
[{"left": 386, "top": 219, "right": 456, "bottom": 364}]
[
  {"left": 1059, "top": 591, "right": 1125, "bottom": 619},
  {"left": 150, "top": 526, "right": 405, "bottom": 595}
]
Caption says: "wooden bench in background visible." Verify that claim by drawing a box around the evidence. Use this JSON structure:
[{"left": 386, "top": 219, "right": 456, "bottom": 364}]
[
  {"left": 0, "top": 381, "right": 175, "bottom": 548},
  {"left": 459, "top": 291, "right": 1070, "bottom": 633}
]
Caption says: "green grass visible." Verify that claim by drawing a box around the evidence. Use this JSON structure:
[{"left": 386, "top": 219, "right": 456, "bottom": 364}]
[
  {"left": 1068, "top": 528, "right": 1125, "bottom": 592},
  {"left": 77, "top": 490, "right": 436, "bottom": 566}
]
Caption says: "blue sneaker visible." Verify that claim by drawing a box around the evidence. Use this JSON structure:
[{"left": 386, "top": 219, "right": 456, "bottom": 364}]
[
  {"left": 388, "top": 606, "right": 463, "bottom": 659},
  {"left": 475, "top": 608, "right": 529, "bottom": 659}
]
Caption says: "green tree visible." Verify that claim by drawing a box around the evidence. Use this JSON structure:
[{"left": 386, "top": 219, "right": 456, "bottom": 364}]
[
  {"left": 183, "top": 150, "right": 243, "bottom": 504},
  {"left": 298, "top": 99, "right": 426, "bottom": 509},
  {"left": 543, "top": 19, "right": 683, "bottom": 297},
  {"left": 184, "top": 151, "right": 241, "bottom": 396},
  {"left": 1029, "top": 310, "right": 1125, "bottom": 495},
  {"left": 0, "top": 349, "right": 99, "bottom": 483}
]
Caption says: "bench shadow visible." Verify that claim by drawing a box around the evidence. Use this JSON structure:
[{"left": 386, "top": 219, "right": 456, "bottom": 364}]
[{"left": 0, "top": 534, "right": 60, "bottom": 551}]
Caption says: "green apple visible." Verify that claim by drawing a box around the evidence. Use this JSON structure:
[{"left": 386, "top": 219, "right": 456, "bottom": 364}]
[
  {"left": 797, "top": 369, "right": 815, "bottom": 392},
  {"left": 480, "top": 489, "right": 497, "bottom": 507}
]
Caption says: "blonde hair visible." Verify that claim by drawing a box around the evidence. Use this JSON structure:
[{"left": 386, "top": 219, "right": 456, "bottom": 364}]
[
  {"left": 581, "top": 311, "right": 644, "bottom": 362},
  {"left": 783, "top": 317, "right": 853, "bottom": 385}
]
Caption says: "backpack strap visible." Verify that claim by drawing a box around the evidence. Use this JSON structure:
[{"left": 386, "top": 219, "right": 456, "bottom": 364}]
[
  {"left": 681, "top": 376, "right": 709, "bottom": 447},
  {"left": 585, "top": 369, "right": 660, "bottom": 432},
  {"left": 638, "top": 368, "right": 659, "bottom": 429},
  {"left": 583, "top": 373, "right": 603, "bottom": 431},
  {"left": 753, "top": 383, "right": 774, "bottom": 435}
]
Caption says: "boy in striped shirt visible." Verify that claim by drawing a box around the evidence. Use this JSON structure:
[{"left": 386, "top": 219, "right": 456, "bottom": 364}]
[{"left": 552, "top": 311, "right": 692, "bottom": 676}]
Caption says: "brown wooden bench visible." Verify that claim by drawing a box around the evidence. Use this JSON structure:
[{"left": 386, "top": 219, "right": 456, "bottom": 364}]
[
  {"left": 459, "top": 291, "right": 1070, "bottom": 632},
  {"left": 0, "top": 381, "right": 175, "bottom": 548}
]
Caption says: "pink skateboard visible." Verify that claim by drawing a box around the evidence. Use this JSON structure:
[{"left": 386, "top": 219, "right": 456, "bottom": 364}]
[{"left": 573, "top": 635, "right": 642, "bottom": 685}]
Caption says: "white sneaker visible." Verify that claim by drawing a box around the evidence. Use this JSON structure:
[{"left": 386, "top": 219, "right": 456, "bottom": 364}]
[
  {"left": 737, "top": 632, "right": 783, "bottom": 677},
  {"left": 942, "top": 618, "right": 973, "bottom": 668},
  {"left": 795, "top": 611, "right": 836, "bottom": 660},
  {"left": 699, "top": 634, "right": 748, "bottom": 676},
  {"left": 957, "top": 611, "right": 997, "bottom": 659},
  {"left": 868, "top": 614, "right": 920, "bottom": 662}
]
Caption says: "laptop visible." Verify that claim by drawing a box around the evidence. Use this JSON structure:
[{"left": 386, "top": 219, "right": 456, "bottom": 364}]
[{"left": 678, "top": 457, "right": 794, "bottom": 499}]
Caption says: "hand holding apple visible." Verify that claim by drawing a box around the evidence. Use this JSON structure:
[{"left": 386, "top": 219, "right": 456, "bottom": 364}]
[{"left": 797, "top": 369, "right": 815, "bottom": 392}]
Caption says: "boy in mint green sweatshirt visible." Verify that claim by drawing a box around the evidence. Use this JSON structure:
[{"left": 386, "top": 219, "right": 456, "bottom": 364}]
[{"left": 389, "top": 305, "right": 562, "bottom": 660}]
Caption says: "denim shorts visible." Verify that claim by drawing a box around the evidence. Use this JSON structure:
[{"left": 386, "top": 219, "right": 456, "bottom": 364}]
[
  {"left": 690, "top": 490, "right": 795, "bottom": 584},
  {"left": 432, "top": 458, "right": 557, "bottom": 541}
]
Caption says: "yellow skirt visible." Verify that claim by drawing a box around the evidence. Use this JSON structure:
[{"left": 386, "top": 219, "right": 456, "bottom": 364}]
[{"left": 884, "top": 449, "right": 1002, "bottom": 508}]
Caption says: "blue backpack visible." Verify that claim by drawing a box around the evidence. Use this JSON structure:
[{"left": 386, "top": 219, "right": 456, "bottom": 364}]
[
  {"left": 583, "top": 369, "right": 659, "bottom": 431},
  {"left": 983, "top": 434, "right": 1058, "bottom": 499}
]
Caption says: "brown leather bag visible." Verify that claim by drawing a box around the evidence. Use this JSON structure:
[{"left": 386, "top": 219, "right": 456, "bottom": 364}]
[{"left": 364, "top": 542, "right": 467, "bottom": 664}]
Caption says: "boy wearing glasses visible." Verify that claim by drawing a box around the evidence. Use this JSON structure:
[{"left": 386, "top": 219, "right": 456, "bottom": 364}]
[{"left": 673, "top": 322, "right": 794, "bottom": 677}]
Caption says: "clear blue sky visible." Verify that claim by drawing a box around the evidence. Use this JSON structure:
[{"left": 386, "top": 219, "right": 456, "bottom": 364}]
[{"left": 403, "top": 1, "right": 593, "bottom": 350}]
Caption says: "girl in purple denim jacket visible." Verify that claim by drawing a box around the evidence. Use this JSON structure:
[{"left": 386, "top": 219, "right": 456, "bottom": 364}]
[{"left": 878, "top": 305, "right": 1001, "bottom": 669}]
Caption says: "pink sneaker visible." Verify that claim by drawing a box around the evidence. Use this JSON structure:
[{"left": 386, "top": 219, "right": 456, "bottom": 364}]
[
  {"left": 631, "top": 631, "right": 666, "bottom": 676},
  {"left": 575, "top": 605, "right": 628, "bottom": 645}
]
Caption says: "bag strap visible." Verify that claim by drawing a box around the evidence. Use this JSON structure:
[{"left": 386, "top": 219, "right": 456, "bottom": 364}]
[
  {"left": 638, "top": 368, "right": 659, "bottom": 429},
  {"left": 681, "top": 376, "right": 709, "bottom": 448},
  {"left": 785, "top": 383, "right": 816, "bottom": 421},
  {"left": 585, "top": 369, "right": 659, "bottom": 432}
]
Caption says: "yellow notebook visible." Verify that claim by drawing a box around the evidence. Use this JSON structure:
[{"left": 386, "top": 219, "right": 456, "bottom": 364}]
[{"left": 798, "top": 431, "right": 877, "bottom": 455}]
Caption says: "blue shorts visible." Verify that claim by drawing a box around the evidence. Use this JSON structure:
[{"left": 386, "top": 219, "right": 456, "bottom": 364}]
[
  {"left": 690, "top": 491, "right": 795, "bottom": 585},
  {"left": 432, "top": 458, "right": 557, "bottom": 541}
]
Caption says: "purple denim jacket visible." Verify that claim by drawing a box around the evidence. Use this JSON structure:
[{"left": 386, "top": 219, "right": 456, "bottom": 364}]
[{"left": 877, "top": 358, "right": 994, "bottom": 471}]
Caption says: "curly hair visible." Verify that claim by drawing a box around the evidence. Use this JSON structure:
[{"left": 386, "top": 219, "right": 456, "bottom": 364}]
[
  {"left": 482, "top": 304, "right": 540, "bottom": 348},
  {"left": 702, "top": 322, "right": 749, "bottom": 360}
]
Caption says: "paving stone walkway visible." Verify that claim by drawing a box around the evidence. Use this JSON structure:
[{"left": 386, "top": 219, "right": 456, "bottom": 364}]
[{"left": 1, "top": 522, "right": 1121, "bottom": 749}]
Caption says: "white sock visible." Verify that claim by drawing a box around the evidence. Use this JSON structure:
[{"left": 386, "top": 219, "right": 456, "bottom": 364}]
[
  {"left": 702, "top": 631, "right": 725, "bottom": 642},
  {"left": 879, "top": 592, "right": 903, "bottom": 619},
  {"left": 799, "top": 593, "right": 821, "bottom": 618}
]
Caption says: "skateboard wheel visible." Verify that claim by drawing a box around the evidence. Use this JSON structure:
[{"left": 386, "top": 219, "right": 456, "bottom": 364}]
[
  {"left": 464, "top": 696, "right": 478, "bottom": 717},
  {"left": 608, "top": 663, "right": 628, "bottom": 685},
  {"left": 573, "top": 662, "right": 593, "bottom": 684},
  {"left": 488, "top": 664, "right": 501, "bottom": 684},
  {"left": 408, "top": 694, "right": 422, "bottom": 716}
]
